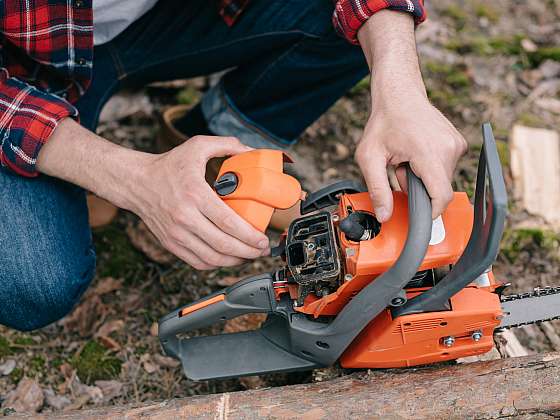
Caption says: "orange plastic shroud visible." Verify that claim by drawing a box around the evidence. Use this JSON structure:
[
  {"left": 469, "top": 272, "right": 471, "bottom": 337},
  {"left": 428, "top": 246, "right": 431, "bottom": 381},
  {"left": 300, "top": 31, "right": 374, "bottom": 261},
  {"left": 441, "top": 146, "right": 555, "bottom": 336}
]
[
  {"left": 275, "top": 191, "right": 503, "bottom": 368},
  {"left": 217, "top": 150, "right": 302, "bottom": 232}
]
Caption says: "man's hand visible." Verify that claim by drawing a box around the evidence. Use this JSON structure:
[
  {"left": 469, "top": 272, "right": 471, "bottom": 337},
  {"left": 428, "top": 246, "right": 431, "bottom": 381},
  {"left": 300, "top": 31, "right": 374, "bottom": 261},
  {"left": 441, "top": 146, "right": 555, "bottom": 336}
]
[
  {"left": 38, "top": 119, "right": 269, "bottom": 270},
  {"left": 135, "top": 136, "right": 270, "bottom": 270},
  {"left": 357, "top": 10, "right": 467, "bottom": 222}
]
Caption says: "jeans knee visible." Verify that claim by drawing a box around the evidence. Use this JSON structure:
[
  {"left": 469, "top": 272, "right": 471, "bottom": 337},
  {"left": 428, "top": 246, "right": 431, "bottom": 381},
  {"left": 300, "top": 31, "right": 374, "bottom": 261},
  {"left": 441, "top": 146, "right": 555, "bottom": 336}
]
[{"left": 0, "top": 247, "right": 96, "bottom": 331}]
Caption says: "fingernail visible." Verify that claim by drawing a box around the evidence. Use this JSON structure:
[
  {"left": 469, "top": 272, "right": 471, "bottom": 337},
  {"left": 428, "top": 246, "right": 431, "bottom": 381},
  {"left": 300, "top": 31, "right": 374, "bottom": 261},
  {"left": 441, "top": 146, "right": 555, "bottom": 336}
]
[
  {"left": 258, "top": 239, "right": 269, "bottom": 249},
  {"left": 375, "top": 207, "right": 390, "bottom": 222}
]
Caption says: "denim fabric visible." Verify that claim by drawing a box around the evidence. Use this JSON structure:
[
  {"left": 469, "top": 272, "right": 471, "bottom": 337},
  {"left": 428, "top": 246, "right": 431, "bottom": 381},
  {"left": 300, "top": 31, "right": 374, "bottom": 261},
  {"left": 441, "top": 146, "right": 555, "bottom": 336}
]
[
  {"left": 76, "top": 0, "right": 369, "bottom": 146},
  {"left": 0, "top": 172, "right": 95, "bottom": 331},
  {"left": 1, "top": 0, "right": 367, "bottom": 330}
]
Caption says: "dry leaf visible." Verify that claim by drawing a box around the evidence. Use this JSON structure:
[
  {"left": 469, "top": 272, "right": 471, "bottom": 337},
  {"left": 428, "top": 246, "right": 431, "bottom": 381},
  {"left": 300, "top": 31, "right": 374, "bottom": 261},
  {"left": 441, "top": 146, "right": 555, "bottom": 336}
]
[
  {"left": 95, "top": 380, "right": 123, "bottom": 403},
  {"left": 140, "top": 354, "right": 158, "bottom": 374},
  {"left": 60, "top": 295, "right": 108, "bottom": 337},
  {"left": 0, "top": 359, "right": 16, "bottom": 375},
  {"left": 58, "top": 364, "right": 76, "bottom": 395},
  {"left": 95, "top": 319, "right": 125, "bottom": 338},
  {"left": 59, "top": 363, "right": 74, "bottom": 379},
  {"left": 44, "top": 388, "right": 71, "bottom": 410},
  {"left": 239, "top": 376, "right": 266, "bottom": 390},
  {"left": 124, "top": 292, "right": 144, "bottom": 313},
  {"left": 63, "top": 394, "right": 91, "bottom": 412},
  {"left": 153, "top": 354, "right": 180, "bottom": 368},
  {"left": 93, "top": 277, "right": 123, "bottom": 296},
  {"left": 126, "top": 221, "right": 175, "bottom": 264},
  {"left": 3, "top": 378, "right": 44, "bottom": 413},
  {"left": 223, "top": 314, "right": 266, "bottom": 334},
  {"left": 97, "top": 335, "right": 121, "bottom": 351},
  {"left": 216, "top": 276, "right": 239, "bottom": 287},
  {"left": 150, "top": 322, "right": 158, "bottom": 337},
  {"left": 74, "top": 382, "right": 103, "bottom": 404}
]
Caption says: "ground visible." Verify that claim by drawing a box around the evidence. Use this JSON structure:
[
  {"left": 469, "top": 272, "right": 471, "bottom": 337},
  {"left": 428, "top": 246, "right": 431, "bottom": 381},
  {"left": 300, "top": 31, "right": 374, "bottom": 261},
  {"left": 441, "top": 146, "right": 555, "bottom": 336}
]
[{"left": 1, "top": 0, "right": 560, "bottom": 414}]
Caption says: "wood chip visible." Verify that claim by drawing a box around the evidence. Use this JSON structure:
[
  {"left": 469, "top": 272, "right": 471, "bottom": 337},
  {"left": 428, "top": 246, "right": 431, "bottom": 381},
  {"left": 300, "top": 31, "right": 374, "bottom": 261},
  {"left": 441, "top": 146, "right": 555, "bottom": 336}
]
[
  {"left": 510, "top": 125, "right": 560, "bottom": 227},
  {"left": 150, "top": 322, "right": 159, "bottom": 337},
  {"left": 496, "top": 329, "right": 530, "bottom": 358},
  {"left": 3, "top": 378, "right": 44, "bottom": 413}
]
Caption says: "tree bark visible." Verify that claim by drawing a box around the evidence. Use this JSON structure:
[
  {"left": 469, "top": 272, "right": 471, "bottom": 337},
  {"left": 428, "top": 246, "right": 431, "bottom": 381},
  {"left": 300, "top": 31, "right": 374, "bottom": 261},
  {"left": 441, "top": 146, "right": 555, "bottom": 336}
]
[{"left": 25, "top": 352, "right": 560, "bottom": 419}]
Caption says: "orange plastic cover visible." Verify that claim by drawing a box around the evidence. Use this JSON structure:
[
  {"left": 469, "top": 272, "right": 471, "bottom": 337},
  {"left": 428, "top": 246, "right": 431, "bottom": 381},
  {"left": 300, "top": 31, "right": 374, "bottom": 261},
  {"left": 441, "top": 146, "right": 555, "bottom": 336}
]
[{"left": 217, "top": 150, "right": 302, "bottom": 231}]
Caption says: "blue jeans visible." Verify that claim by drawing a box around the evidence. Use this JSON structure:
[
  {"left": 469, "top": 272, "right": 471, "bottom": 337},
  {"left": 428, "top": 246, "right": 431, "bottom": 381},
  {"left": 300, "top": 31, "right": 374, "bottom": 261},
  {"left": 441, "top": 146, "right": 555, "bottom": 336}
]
[{"left": 0, "top": 0, "right": 368, "bottom": 330}]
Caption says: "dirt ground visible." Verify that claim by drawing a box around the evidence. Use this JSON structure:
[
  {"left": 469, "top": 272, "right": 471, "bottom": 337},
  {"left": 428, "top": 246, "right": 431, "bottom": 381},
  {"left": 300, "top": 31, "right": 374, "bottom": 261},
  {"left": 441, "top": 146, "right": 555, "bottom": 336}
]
[{"left": 1, "top": 0, "right": 560, "bottom": 415}]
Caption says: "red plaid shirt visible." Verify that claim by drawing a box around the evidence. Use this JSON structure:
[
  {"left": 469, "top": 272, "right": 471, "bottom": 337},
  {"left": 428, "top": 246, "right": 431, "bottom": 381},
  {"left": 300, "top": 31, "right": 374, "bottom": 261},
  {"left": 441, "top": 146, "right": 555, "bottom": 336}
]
[{"left": 0, "top": 0, "right": 425, "bottom": 177}]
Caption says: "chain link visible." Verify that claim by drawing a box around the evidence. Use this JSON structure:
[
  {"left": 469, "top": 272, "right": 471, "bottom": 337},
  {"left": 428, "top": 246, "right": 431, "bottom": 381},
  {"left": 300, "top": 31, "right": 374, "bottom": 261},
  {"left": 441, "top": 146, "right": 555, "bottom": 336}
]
[{"left": 500, "top": 286, "right": 560, "bottom": 329}]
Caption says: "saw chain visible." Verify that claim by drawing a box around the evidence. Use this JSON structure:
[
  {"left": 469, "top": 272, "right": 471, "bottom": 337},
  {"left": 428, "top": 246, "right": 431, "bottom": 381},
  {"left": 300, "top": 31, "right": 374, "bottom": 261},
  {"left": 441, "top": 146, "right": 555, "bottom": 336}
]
[{"left": 499, "top": 286, "right": 560, "bottom": 329}]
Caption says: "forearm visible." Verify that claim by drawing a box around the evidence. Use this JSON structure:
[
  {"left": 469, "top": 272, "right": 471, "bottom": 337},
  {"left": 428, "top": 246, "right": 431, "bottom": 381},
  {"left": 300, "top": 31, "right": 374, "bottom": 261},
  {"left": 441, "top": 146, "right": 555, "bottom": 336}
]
[
  {"left": 36, "top": 118, "right": 150, "bottom": 212},
  {"left": 357, "top": 10, "right": 427, "bottom": 103}
]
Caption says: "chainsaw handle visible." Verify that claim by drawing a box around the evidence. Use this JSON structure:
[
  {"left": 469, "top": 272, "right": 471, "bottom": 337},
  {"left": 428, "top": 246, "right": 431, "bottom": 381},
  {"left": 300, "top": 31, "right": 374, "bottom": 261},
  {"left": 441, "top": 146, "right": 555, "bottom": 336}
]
[{"left": 158, "top": 274, "right": 275, "bottom": 359}]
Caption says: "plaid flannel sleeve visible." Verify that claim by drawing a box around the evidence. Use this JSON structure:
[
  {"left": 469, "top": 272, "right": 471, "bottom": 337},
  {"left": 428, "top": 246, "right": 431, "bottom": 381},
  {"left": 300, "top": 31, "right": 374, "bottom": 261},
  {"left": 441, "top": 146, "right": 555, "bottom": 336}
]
[
  {"left": 0, "top": 68, "right": 78, "bottom": 177},
  {"left": 333, "top": 0, "right": 427, "bottom": 44}
]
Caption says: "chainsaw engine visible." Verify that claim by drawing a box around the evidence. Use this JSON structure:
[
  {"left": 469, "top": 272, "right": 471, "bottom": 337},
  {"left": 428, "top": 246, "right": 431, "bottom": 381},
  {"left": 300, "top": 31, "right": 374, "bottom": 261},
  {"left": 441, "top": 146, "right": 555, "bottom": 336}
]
[{"left": 284, "top": 212, "right": 341, "bottom": 305}]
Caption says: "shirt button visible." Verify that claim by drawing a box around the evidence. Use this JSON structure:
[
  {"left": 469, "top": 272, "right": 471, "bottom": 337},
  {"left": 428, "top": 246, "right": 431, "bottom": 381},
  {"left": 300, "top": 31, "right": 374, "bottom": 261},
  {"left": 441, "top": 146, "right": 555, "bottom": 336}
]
[
  {"left": 77, "top": 57, "right": 87, "bottom": 65},
  {"left": 75, "top": 0, "right": 84, "bottom": 7}
]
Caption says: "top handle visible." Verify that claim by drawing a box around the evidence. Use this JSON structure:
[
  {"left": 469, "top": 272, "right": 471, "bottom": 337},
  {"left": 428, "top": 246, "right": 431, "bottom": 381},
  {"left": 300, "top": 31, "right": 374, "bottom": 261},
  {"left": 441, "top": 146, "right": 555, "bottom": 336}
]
[
  {"left": 393, "top": 123, "right": 508, "bottom": 317},
  {"left": 283, "top": 165, "right": 434, "bottom": 366}
]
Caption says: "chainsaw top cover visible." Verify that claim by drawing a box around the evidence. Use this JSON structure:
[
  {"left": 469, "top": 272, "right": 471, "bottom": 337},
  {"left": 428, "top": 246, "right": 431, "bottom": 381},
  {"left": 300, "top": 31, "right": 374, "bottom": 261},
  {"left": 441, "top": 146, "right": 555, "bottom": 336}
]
[{"left": 213, "top": 150, "right": 302, "bottom": 232}]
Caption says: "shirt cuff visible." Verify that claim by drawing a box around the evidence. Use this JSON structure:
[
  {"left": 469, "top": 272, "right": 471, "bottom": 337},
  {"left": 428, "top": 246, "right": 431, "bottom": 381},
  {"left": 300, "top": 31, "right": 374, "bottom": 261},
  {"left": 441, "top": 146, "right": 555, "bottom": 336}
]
[
  {"left": 333, "top": 0, "right": 427, "bottom": 45},
  {"left": 0, "top": 72, "right": 78, "bottom": 177}
]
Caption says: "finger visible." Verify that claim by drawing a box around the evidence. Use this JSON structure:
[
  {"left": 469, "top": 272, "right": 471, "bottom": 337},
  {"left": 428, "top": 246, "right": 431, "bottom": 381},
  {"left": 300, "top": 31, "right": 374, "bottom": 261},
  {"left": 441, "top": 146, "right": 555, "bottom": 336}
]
[
  {"left": 358, "top": 154, "right": 393, "bottom": 222},
  {"left": 193, "top": 213, "right": 268, "bottom": 259},
  {"left": 410, "top": 160, "right": 454, "bottom": 219},
  {"left": 166, "top": 242, "right": 217, "bottom": 271},
  {"left": 177, "top": 230, "right": 246, "bottom": 268},
  {"left": 200, "top": 186, "right": 270, "bottom": 249},
  {"left": 192, "top": 136, "right": 253, "bottom": 160}
]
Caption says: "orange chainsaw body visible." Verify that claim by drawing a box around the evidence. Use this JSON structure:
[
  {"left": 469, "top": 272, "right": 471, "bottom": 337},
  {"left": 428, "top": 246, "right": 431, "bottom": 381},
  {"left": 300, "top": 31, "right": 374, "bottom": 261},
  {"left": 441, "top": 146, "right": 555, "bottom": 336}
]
[{"left": 217, "top": 150, "right": 504, "bottom": 369}]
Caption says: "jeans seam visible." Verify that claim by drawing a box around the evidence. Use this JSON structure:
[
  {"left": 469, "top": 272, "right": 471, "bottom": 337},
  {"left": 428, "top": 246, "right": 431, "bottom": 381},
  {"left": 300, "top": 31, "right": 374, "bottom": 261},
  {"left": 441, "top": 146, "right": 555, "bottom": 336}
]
[{"left": 107, "top": 43, "right": 128, "bottom": 80}]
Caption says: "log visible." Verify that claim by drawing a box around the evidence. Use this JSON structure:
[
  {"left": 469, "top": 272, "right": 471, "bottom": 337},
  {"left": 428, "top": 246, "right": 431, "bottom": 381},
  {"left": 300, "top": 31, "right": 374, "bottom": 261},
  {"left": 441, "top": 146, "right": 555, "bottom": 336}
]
[{"left": 22, "top": 352, "right": 560, "bottom": 419}]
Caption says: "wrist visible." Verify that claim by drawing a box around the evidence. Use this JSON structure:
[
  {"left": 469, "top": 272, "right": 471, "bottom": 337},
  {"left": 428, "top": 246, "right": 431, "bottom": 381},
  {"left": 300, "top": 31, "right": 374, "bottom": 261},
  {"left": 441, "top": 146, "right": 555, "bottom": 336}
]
[
  {"left": 38, "top": 118, "right": 156, "bottom": 214},
  {"left": 358, "top": 10, "right": 427, "bottom": 105},
  {"left": 103, "top": 147, "right": 156, "bottom": 214}
]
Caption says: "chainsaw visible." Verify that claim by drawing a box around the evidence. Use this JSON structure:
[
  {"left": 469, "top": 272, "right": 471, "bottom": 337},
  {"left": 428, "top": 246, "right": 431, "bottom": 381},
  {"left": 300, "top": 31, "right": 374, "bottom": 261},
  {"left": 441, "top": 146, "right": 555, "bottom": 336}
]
[{"left": 159, "top": 123, "right": 560, "bottom": 381}]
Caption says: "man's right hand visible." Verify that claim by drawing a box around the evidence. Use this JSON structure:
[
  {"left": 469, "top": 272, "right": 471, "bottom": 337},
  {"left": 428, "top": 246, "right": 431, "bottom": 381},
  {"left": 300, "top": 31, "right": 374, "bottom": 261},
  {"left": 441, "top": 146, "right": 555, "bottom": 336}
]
[
  {"left": 133, "top": 136, "right": 270, "bottom": 270},
  {"left": 37, "top": 119, "right": 269, "bottom": 270}
]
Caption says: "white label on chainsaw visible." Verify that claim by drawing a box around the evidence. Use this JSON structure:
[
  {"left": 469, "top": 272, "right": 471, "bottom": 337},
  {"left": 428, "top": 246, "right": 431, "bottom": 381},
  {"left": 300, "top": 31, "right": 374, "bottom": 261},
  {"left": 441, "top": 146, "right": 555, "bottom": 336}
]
[{"left": 429, "top": 216, "right": 446, "bottom": 245}]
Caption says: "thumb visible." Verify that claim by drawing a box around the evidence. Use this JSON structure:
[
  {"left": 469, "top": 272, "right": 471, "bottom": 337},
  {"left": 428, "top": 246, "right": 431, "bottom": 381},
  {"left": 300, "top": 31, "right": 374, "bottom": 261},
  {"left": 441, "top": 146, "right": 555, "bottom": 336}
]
[{"left": 359, "top": 154, "right": 393, "bottom": 222}]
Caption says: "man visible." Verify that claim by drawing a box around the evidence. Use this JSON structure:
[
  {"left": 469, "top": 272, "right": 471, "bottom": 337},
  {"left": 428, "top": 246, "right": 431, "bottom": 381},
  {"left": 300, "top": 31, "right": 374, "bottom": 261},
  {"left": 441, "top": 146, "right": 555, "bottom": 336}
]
[{"left": 0, "top": 0, "right": 466, "bottom": 331}]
